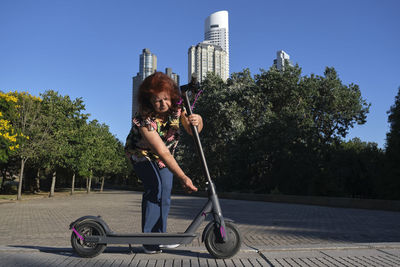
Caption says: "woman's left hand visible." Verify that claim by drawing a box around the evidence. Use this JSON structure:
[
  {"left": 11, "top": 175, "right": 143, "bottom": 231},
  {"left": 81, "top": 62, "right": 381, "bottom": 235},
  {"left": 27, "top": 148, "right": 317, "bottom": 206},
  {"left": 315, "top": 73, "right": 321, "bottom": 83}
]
[
  {"left": 188, "top": 114, "right": 202, "bottom": 127},
  {"left": 181, "top": 110, "right": 203, "bottom": 134}
]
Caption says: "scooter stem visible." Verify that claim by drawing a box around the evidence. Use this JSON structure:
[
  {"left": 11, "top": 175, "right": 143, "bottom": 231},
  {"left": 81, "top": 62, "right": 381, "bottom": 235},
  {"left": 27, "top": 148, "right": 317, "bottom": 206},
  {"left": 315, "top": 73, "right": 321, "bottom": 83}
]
[
  {"left": 182, "top": 91, "right": 213, "bottom": 187},
  {"left": 181, "top": 89, "right": 228, "bottom": 242}
]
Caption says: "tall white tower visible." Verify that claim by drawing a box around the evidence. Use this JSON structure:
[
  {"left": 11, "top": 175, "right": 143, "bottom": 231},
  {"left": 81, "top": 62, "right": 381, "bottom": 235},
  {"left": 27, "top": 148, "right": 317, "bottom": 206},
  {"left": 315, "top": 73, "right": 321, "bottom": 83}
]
[{"left": 204, "top": 10, "right": 229, "bottom": 79}]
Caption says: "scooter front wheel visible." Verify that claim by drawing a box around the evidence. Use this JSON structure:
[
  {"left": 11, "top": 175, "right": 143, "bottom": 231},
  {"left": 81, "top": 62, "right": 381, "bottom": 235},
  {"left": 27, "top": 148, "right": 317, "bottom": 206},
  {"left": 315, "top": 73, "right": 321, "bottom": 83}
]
[
  {"left": 71, "top": 221, "right": 107, "bottom": 258},
  {"left": 204, "top": 221, "right": 241, "bottom": 259}
]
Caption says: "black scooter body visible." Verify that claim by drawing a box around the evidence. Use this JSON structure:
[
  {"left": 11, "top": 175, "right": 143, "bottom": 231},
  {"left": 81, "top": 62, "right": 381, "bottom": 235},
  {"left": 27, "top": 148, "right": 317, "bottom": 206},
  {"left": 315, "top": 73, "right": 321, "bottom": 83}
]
[
  {"left": 70, "top": 78, "right": 241, "bottom": 258},
  {"left": 70, "top": 215, "right": 197, "bottom": 245}
]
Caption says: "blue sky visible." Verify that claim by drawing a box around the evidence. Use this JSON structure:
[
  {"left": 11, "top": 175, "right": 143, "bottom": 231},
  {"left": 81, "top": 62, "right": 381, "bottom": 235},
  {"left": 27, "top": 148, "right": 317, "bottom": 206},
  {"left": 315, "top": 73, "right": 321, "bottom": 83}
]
[{"left": 0, "top": 0, "right": 399, "bottom": 148}]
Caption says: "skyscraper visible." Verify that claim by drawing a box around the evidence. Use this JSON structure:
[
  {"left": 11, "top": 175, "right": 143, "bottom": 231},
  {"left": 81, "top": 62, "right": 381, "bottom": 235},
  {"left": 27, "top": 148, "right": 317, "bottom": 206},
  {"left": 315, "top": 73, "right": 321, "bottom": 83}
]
[
  {"left": 131, "top": 49, "right": 180, "bottom": 121},
  {"left": 132, "top": 48, "right": 157, "bottom": 118},
  {"left": 188, "top": 10, "right": 229, "bottom": 83},
  {"left": 139, "top": 48, "right": 157, "bottom": 80},
  {"left": 273, "top": 50, "right": 292, "bottom": 71},
  {"left": 188, "top": 42, "right": 227, "bottom": 83},
  {"left": 165, "top": 67, "right": 180, "bottom": 86},
  {"left": 204, "top": 11, "right": 229, "bottom": 78},
  {"left": 131, "top": 74, "right": 142, "bottom": 118}
]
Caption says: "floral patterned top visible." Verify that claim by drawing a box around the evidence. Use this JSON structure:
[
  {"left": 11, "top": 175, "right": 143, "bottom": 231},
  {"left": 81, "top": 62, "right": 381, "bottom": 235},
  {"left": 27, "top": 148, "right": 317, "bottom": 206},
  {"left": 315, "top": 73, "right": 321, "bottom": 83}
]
[{"left": 125, "top": 108, "right": 182, "bottom": 169}]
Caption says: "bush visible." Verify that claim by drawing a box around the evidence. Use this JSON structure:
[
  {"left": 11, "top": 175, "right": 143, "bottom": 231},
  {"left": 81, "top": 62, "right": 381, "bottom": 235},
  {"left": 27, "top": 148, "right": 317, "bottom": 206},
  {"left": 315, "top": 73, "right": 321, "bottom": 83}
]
[{"left": 2, "top": 181, "right": 18, "bottom": 194}]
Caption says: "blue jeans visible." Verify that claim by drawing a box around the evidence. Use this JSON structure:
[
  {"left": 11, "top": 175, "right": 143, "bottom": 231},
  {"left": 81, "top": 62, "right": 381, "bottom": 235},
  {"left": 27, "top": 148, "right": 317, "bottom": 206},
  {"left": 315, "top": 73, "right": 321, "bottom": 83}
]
[{"left": 133, "top": 160, "right": 173, "bottom": 244}]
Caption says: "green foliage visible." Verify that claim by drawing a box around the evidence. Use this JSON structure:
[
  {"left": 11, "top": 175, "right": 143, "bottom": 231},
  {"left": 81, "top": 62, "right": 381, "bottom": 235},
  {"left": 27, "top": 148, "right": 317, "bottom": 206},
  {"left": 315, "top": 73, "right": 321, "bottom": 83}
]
[
  {"left": 40, "top": 90, "right": 86, "bottom": 169},
  {"left": 383, "top": 87, "right": 400, "bottom": 199},
  {"left": 178, "top": 65, "right": 383, "bottom": 198},
  {"left": 0, "top": 92, "right": 19, "bottom": 163},
  {"left": 78, "top": 120, "right": 127, "bottom": 178},
  {"left": 321, "top": 138, "right": 384, "bottom": 198},
  {"left": 0, "top": 90, "right": 130, "bottom": 195},
  {"left": 1, "top": 65, "right": 397, "bottom": 200}
]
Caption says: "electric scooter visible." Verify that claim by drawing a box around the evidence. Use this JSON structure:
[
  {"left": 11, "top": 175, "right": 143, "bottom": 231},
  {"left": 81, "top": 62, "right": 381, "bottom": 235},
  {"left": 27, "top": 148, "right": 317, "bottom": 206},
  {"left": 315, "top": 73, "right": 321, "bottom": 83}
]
[{"left": 69, "top": 77, "right": 242, "bottom": 259}]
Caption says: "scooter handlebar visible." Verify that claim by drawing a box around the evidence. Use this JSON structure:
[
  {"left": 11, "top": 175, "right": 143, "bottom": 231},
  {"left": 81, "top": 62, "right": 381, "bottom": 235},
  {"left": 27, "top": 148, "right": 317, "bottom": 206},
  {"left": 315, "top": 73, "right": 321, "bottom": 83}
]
[{"left": 180, "top": 74, "right": 200, "bottom": 94}]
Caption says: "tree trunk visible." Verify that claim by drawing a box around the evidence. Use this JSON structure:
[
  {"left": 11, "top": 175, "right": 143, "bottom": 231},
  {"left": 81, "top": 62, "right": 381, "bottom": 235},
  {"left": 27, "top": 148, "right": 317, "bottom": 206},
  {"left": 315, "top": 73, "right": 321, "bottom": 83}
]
[
  {"left": 17, "top": 158, "right": 26, "bottom": 200},
  {"left": 0, "top": 168, "right": 7, "bottom": 192},
  {"left": 100, "top": 176, "right": 105, "bottom": 192},
  {"left": 71, "top": 172, "right": 75, "bottom": 195},
  {"left": 49, "top": 171, "right": 56, "bottom": 197},
  {"left": 35, "top": 169, "right": 40, "bottom": 193},
  {"left": 87, "top": 170, "right": 92, "bottom": 194}
]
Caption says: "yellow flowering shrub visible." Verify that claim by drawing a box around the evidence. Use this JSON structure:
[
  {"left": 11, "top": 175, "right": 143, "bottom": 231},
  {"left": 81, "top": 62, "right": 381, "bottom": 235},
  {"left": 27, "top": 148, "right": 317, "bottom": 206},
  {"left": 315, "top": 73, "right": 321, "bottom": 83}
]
[{"left": 0, "top": 91, "right": 37, "bottom": 152}]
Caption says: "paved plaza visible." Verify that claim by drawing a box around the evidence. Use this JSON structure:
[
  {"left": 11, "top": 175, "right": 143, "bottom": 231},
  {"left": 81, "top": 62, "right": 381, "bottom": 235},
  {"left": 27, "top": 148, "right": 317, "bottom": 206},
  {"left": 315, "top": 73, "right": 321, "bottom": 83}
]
[{"left": 1, "top": 190, "right": 400, "bottom": 266}]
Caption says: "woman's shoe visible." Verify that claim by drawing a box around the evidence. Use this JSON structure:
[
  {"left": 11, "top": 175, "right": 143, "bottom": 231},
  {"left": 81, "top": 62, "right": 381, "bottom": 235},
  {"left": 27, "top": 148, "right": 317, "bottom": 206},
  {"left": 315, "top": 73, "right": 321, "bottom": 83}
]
[
  {"left": 142, "top": 246, "right": 162, "bottom": 254},
  {"left": 159, "top": 244, "right": 180, "bottom": 249}
]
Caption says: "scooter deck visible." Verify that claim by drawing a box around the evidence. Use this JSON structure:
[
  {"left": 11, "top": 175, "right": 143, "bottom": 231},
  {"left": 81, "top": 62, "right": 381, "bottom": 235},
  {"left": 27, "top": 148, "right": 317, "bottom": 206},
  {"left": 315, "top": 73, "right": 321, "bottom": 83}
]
[{"left": 85, "top": 232, "right": 197, "bottom": 245}]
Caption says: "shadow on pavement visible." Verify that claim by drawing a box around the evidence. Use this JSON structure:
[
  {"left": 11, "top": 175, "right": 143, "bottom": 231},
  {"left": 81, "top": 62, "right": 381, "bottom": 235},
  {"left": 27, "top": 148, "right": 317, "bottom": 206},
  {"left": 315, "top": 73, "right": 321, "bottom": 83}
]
[
  {"left": 8, "top": 245, "right": 217, "bottom": 258},
  {"left": 168, "top": 195, "right": 400, "bottom": 244}
]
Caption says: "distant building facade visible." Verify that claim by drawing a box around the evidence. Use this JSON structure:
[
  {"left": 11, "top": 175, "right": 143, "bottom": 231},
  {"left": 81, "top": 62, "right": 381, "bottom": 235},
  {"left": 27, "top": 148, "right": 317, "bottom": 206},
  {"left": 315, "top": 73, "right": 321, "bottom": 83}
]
[
  {"left": 188, "top": 42, "right": 227, "bottom": 83},
  {"left": 132, "top": 48, "right": 157, "bottom": 118},
  {"left": 165, "top": 67, "right": 180, "bottom": 86},
  {"left": 273, "top": 50, "right": 292, "bottom": 71}
]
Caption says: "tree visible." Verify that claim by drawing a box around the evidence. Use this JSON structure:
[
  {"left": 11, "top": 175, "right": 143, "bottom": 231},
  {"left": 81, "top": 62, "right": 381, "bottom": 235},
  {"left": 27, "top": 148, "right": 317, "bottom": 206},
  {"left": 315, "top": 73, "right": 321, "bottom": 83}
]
[
  {"left": 77, "top": 120, "right": 127, "bottom": 193},
  {"left": 177, "top": 72, "right": 248, "bottom": 189},
  {"left": 0, "top": 92, "right": 19, "bottom": 163},
  {"left": 323, "top": 138, "right": 383, "bottom": 198},
  {"left": 300, "top": 67, "right": 370, "bottom": 145},
  {"left": 96, "top": 133, "right": 127, "bottom": 192},
  {"left": 7, "top": 92, "right": 46, "bottom": 200},
  {"left": 1, "top": 89, "right": 130, "bottom": 196},
  {"left": 40, "top": 90, "right": 88, "bottom": 197},
  {"left": 60, "top": 97, "right": 88, "bottom": 195},
  {"left": 178, "top": 65, "right": 371, "bottom": 196},
  {"left": 384, "top": 87, "right": 400, "bottom": 199},
  {"left": 0, "top": 92, "right": 19, "bottom": 191}
]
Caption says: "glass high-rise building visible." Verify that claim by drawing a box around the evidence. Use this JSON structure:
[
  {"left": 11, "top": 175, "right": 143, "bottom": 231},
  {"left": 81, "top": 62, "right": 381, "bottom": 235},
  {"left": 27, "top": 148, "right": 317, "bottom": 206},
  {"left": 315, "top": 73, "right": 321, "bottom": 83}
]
[
  {"left": 139, "top": 48, "right": 157, "bottom": 80},
  {"left": 204, "top": 10, "right": 229, "bottom": 78}
]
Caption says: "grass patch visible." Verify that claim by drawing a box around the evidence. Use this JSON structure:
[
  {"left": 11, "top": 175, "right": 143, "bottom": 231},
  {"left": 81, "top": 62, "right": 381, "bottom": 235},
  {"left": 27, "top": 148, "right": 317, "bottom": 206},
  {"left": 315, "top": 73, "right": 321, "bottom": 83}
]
[
  {"left": 0, "top": 195, "right": 16, "bottom": 200},
  {"left": 0, "top": 189, "right": 91, "bottom": 202}
]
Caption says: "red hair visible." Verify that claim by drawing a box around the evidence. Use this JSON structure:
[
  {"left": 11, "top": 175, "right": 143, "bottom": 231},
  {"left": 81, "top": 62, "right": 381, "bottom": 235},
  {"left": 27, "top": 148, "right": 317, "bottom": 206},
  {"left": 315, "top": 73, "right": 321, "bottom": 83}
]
[{"left": 138, "top": 72, "right": 181, "bottom": 117}]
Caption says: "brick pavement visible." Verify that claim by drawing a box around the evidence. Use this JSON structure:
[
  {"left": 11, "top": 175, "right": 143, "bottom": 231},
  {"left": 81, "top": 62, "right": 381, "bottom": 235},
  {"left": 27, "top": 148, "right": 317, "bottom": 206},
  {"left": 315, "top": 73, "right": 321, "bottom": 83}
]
[{"left": 1, "top": 190, "right": 400, "bottom": 266}]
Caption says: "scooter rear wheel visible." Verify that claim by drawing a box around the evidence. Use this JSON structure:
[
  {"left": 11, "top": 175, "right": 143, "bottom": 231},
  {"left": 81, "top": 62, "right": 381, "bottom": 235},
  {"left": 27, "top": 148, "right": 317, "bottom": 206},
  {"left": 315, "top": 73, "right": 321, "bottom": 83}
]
[
  {"left": 71, "top": 221, "right": 107, "bottom": 258},
  {"left": 204, "top": 221, "right": 241, "bottom": 259}
]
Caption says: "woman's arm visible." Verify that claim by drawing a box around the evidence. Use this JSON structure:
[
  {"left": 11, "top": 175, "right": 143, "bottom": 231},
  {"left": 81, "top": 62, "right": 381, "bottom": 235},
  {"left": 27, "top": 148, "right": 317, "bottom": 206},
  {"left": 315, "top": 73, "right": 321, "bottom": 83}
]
[
  {"left": 180, "top": 110, "right": 203, "bottom": 135},
  {"left": 139, "top": 126, "right": 197, "bottom": 192}
]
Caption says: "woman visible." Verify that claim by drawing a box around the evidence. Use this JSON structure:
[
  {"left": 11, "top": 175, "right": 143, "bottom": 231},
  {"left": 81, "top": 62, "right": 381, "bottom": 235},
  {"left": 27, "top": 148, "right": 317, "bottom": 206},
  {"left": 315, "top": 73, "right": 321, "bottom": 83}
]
[{"left": 125, "top": 72, "right": 202, "bottom": 254}]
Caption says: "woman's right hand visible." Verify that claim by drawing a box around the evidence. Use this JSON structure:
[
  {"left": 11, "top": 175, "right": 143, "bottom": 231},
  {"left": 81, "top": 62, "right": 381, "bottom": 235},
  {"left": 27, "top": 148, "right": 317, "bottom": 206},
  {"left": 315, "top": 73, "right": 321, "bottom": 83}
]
[{"left": 180, "top": 176, "right": 198, "bottom": 193}]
